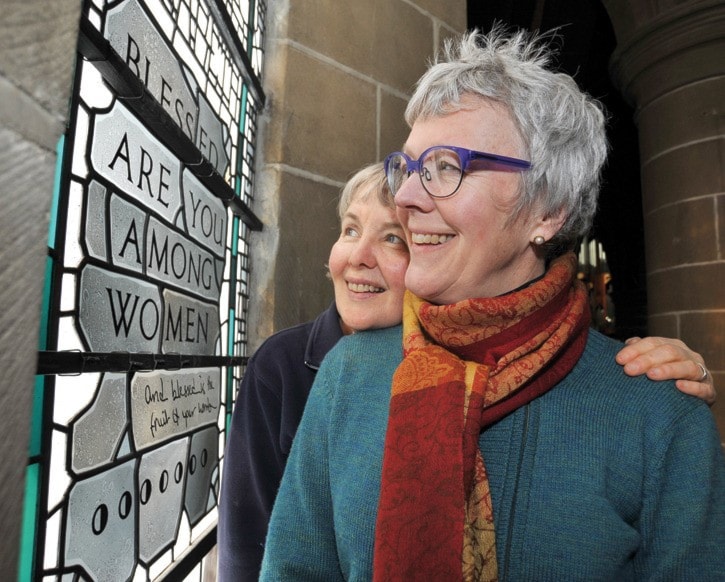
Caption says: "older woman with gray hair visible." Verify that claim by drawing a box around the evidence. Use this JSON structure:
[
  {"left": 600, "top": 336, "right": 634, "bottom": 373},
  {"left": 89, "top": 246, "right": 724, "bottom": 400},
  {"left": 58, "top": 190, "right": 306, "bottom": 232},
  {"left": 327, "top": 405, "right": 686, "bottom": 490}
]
[{"left": 260, "top": 28, "right": 723, "bottom": 581}]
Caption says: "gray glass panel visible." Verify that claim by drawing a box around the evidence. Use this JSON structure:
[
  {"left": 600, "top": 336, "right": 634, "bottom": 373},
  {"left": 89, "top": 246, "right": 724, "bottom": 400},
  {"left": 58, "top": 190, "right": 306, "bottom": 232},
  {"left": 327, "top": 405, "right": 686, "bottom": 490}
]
[
  {"left": 110, "top": 192, "right": 148, "bottom": 274},
  {"left": 196, "top": 92, "right": 230, "bottom": 176},
  {"left": 162, "top": 289, "right": 220, "bottom": 355},
  {"left": 118, "top": 432, "right": 132, "bottom": 457},
  {"left": 64, "top": 459, "right": 137, "bottom": 581},
  {"left": 184, "top": 426, "right": 218, "bottom": 526},
  {"left": 85, "top": 180, "right": 108, "bottom": 262},
  {"left": 90, "top": 102, "right": 182, "bottom": 224},
  {"left": 106, "top": 0, "right": 198, "bottom": 142},
  {"left": 130, "top": 368, "right": 221, "bottom": 451},
  {"left": 71, "top": 373, "right": 128, "bottom": 474},
  {"left": 181, "top": 168, "right": 227, "bottom": 258},
  {"left": 146, "top": 215, "right": 220, "bottom": 300},
  {"left": 79, "top": 264, "right": 162, "bottom": 353},
  {"left": 138, "top": 438, "right": 188, "bottom": 562}
]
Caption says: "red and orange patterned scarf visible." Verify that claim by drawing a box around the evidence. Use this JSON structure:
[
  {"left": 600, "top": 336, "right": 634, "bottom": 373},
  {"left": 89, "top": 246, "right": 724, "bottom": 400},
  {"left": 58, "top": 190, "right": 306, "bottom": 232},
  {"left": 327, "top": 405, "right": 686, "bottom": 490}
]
[{"left": 373, "top": 253, "right": 590, "bottom": 581}]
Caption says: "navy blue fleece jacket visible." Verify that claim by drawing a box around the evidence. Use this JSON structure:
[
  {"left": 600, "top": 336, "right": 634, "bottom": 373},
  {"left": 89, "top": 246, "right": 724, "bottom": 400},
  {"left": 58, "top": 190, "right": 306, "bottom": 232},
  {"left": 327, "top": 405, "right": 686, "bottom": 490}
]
[{"left": 218, "top": 302, "right": 343, "bottom": 582}]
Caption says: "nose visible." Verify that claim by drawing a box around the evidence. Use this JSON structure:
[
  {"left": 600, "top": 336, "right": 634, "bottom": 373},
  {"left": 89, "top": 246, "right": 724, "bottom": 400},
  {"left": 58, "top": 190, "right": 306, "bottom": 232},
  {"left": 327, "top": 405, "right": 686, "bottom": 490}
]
[
  {"left": 348, "top": 235, "right": 377, "bottom": 268},
  {"left": 393, "top": 170, "right": 432, "bottom": 210}
]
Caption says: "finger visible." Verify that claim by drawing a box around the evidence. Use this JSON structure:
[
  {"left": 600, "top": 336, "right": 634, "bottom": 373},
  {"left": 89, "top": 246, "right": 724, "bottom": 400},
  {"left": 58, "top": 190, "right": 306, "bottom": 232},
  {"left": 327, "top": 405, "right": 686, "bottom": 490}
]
[
  {"left": 619, "top": 347, "right": 669, "bottom": 373},
  {"left": 616, "top": 338, "right": 651, "bottom": 365},
  {"left": 650, "top": 362, "right": 715, "bottom": 405},
  {"left": 675, "top": 379, "right": 716, "bottom": 406},
  {"left": 626, "top": 343, "right": 700, "bottom": 373},
  {"left": 616, "top": 336, "right": 673, "bottom": 365},
  {"left": 644, "top": 360, "right": 705, "bottom": 382}
]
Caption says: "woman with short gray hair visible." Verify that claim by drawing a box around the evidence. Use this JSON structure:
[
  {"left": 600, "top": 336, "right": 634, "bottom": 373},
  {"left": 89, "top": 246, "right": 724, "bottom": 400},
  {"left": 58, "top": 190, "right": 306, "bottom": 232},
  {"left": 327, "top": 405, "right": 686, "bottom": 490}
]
[{"left": 260, "top": 27, "right": 723, "bottom": 580}]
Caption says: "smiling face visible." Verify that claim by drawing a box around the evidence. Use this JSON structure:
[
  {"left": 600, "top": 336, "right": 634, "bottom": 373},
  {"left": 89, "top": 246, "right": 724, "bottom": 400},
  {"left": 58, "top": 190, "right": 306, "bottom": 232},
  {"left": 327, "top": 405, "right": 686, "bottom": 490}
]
[
  {"left": 394, "top": 97, "right": 562, "bottom": 304},
  {"left": 329, "top": 196, "right": 409, "bottom": 334}
]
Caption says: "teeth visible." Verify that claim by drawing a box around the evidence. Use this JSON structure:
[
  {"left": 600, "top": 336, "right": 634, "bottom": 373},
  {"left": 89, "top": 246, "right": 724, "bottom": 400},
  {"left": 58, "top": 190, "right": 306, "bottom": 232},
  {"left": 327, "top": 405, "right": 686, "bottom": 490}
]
[
  {"left": 411, "top": 233, "right": 452, "bottom": 245},
  {"left": 348, "top": 282, "right": 384, "bottom": 293}
]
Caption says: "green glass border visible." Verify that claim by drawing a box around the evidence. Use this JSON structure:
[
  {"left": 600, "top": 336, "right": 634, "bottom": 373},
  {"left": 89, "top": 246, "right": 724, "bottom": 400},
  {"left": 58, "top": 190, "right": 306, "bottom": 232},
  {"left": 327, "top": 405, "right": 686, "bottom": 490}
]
[{"left": 17, "top": 463, "right": 40, "bottom": 582}]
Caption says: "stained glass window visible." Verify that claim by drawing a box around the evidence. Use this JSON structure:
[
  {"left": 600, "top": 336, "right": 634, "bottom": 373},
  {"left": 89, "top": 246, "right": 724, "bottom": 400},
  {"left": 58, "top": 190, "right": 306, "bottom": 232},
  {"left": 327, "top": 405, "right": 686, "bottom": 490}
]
[{"left": 23, "top": 0, "right": 266, "bottom": 580}]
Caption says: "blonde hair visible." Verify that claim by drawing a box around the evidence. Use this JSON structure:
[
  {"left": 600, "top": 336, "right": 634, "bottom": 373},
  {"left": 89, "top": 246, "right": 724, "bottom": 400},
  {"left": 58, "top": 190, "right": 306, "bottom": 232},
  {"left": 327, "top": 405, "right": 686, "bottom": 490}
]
[{"left": 337, "top": 162, "right": 392, "bottom": 220}]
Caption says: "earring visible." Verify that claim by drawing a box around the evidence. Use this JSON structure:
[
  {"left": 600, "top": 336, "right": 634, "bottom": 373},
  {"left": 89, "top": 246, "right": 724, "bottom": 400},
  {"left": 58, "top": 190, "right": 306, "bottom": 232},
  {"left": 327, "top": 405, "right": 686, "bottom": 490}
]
[{"left": 533, "top": 235, "right": 545, "bottom": 246}]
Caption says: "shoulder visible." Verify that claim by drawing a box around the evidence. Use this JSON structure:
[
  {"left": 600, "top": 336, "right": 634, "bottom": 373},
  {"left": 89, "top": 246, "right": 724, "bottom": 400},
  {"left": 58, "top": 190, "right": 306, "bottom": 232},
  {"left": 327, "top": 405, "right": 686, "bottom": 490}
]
[
  {"left": 242, "top": 317, "right": 321, "bottom": 393},
  {"left": 570, "top": 330, "right": 672, "bottom": 394},
  {"left": 536, "top": 330, "right": 722, "bottom": 497},
  {"left": 557, "top": 329, "right": 711, "bottom": 432},
  {"left": 249, "top": 319, "right": 315, "bottom": 365},
  {"left": 324, "top": 325, "right": 403, "bottom": 369},
  {"left": 312, "top": 325, "right": 403, "bottom": 398}
]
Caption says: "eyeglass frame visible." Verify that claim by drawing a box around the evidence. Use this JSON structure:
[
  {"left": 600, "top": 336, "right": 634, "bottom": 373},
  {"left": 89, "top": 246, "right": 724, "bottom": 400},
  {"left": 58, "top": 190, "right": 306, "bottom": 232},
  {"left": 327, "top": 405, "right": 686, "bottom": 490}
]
[{"left": 383, "top": 145, "right": 532, "bottom": 199}]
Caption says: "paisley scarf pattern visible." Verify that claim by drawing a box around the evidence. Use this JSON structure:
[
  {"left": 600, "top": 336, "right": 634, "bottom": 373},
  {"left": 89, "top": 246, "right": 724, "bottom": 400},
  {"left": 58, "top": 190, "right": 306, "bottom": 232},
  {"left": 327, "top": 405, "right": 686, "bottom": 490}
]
[{"left": 373, "top": 253, "right": 590, "bottom": 581}]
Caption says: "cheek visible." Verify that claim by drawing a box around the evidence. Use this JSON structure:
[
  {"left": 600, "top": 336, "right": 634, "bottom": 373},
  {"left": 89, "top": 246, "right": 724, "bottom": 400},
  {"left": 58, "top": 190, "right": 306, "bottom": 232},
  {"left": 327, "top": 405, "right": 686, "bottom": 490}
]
[
  {"left": 327, "top": 243, "right": 349, "bottom": 287},
  {"left": 384, "top": 256, "right": 410, "bottom": 296}
]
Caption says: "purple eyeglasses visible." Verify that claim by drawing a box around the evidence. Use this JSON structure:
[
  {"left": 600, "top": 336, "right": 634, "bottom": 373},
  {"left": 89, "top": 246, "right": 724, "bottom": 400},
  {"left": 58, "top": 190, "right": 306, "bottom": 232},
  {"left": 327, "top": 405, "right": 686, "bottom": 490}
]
[{"left": 384, "top": 145, "right": 531, "bottom": 199}]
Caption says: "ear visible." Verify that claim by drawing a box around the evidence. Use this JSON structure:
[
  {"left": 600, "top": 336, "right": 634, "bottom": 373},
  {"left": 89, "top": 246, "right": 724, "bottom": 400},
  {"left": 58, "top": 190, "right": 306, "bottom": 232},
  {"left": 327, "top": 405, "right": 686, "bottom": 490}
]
[{"left": 531, "top": 207, "right": 567, "bottom": 243}]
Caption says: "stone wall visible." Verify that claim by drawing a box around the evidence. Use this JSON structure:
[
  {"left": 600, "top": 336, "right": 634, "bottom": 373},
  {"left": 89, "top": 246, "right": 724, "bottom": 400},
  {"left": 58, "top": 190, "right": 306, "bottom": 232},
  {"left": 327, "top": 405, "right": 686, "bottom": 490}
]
[{"left": 249, "top": 0, "right": 467, "bottom": 345}]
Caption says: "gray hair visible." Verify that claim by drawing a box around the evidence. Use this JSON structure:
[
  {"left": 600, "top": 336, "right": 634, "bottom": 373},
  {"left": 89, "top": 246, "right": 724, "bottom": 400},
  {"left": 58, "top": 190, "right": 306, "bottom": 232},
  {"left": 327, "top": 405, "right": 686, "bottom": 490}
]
[
  {"left": 338, "top": 162, "right": 393, "bottom": 220},
  {"left": 406, "top": 27, "right": 608, "bottom": 252}
]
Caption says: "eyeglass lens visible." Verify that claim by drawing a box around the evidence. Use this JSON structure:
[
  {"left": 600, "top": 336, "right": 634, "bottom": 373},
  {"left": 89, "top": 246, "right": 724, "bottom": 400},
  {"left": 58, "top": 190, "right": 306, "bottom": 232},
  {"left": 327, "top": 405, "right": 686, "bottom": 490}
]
[{"left": 388, "top": 147, "right": 464, "bottom": 198}]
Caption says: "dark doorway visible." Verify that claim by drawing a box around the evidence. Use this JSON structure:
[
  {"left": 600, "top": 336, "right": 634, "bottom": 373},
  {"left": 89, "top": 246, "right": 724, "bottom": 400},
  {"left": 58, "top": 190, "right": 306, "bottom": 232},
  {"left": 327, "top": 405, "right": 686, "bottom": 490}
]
[{"left": 468, "top": 0, "right": 648, "bottom": 339}]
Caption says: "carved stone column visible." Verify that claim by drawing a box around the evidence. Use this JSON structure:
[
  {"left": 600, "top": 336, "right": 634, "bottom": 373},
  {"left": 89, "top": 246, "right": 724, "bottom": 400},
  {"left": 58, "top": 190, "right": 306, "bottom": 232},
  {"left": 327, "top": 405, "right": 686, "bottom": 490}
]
[{"left": 606, "top": 0, "right": 725, "bottom": 435}]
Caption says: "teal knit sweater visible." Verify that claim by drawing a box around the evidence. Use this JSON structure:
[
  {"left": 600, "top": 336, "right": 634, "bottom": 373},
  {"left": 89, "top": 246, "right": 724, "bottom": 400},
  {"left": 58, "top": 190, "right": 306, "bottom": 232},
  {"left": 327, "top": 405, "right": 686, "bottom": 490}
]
[{"left": 260, "top": 326, "right": 724, "bottom": 581}]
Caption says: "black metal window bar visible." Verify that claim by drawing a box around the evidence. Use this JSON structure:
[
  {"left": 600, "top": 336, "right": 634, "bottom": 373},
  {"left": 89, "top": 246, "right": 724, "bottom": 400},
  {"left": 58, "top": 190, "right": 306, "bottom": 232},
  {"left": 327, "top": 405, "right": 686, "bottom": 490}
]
[{"left": 24, "top": 0, "right": 266, "bottom": 580}]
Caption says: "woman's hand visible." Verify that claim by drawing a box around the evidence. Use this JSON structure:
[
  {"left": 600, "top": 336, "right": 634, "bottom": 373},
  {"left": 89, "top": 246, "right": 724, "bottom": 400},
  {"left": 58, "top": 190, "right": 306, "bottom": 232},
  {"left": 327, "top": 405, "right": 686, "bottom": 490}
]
[{"left": 615, "top": 337, "right": 715, "bottom": 405}]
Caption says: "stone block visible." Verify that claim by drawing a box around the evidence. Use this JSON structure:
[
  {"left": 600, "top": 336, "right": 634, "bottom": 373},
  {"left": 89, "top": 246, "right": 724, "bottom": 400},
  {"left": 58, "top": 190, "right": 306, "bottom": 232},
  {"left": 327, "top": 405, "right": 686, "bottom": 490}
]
[
  {"left": 380, "top": 90, "right": 410, "bottom": 157},
  {"left": 0, "top": 0, "right": 81, "bottom": 117},
  {"left": 644, "top": 197, "right": 717, "bottom": 271},
  {"left": 638, "top": 76, "right": 725, "bottom": 161},
  {"left": 266, "top": 46, "right": 377, "bottom": 181},
  {"left": 275, "top": 171, "right": 340, "bottom": 330},
  {"left": 624, "top": 37, "right": 725, "bottom": 111},
  {"left": 641, "top": 138, "right": 724, "bottom": 213},
  {"left": 288, "top": 0, "right": 435, "bottom": 94},
  {"left": 678, "top": 311, "right": 724, "bottom": 375},
  {"left": 647, "top": 262, "right": 724, "bottom": 313},
  {"left": 411, "top": 0, "right": 467, "bottom": 32},
  {"left": 647, "top": 313, "right": 679, "bottom": 339},
  {"left": 438, "top": 24, "right": 464, "bottom": 50}
]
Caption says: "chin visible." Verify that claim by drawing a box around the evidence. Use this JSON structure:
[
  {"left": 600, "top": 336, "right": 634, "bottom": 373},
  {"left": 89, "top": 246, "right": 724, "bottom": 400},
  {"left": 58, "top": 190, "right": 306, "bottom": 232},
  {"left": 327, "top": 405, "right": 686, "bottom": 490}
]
[{"left": 406, "top": 279, "right": 440, "bottom": 302}]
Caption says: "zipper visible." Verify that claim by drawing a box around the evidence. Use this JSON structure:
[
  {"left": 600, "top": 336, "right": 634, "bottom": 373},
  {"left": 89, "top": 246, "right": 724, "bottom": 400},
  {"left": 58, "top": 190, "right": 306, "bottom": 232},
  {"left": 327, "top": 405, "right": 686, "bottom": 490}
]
[
  {"left": 501, "top": 403, "right": 530, "bottom": 580},
  {"left": 303, "top": 360, "right": 320, "bottom": 371}
]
